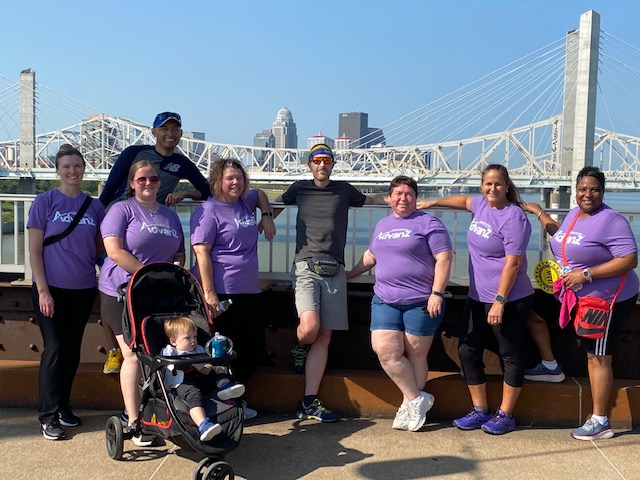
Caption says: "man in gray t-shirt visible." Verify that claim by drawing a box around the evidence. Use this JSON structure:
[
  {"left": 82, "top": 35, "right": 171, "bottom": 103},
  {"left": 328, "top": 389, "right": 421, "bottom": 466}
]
[{"left": 277, "top": 144, "right": 387, "bottom": 422}]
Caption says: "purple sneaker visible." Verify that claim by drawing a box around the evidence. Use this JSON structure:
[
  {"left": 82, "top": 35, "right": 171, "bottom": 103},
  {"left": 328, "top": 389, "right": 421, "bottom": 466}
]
[
  {"left": 481, "top": 410, "right": 516, "bottom": 435},
  {"left": 453, "top": 407, "right": 492, "bottom": 430}
]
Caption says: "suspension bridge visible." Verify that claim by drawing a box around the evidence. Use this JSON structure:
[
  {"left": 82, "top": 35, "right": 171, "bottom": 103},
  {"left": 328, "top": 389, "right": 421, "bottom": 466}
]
[{"left": 1, "top": 10, "right": 640, "bottom": 191}]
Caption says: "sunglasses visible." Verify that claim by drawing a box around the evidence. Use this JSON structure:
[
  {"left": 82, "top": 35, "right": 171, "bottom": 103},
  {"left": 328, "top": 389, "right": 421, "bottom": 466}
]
[
  {"left": 134, "top": 176, "right": 160, "bottom": 185},
  {"left": 311, "top": 158, "right": 333, "bottom": 165}
]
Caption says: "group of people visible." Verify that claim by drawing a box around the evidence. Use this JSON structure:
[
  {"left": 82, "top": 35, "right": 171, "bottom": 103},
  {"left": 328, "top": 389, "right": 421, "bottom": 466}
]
[
  {"left": 28, "top": 112, "right": 273, "bottom": 442},
  {"left": 28, "top": 121, "right": 638, "bottom": 443},
  {"left": 281, "top": 148, "right": 637, "bottom": 441}
]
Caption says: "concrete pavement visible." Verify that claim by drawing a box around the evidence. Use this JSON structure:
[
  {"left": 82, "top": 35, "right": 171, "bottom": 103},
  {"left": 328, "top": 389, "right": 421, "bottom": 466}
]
[{"left": 1, "top": 408, "right": 639, "bottom": 480}]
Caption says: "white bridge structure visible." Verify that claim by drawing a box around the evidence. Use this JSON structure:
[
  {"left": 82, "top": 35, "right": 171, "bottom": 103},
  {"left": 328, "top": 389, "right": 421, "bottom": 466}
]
[{"left": 1, "top": 10, "right": 640, "bottom": 190}]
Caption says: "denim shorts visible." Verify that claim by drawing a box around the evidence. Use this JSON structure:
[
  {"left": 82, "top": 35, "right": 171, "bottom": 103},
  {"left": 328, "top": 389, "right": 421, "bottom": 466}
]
[{"left": 370, "top": 294, "right": 444, "bottom": 337}]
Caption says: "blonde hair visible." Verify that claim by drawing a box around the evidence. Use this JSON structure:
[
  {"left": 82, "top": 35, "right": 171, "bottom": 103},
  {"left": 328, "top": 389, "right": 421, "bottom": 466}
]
[{"left": 164, "top": 316, "right": 196, "bottom": 341}]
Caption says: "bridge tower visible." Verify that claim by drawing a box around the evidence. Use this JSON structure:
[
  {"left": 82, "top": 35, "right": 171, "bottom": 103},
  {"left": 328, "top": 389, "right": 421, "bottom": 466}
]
[
  {"left": 558, "top": 10, "right": 600, "bottom": 207},
  {"left": 18, "top": 68, "right": 36, "bottom": 194}
]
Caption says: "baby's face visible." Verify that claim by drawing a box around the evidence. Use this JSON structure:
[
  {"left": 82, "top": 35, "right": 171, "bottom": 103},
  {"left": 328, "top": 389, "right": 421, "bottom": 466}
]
[{"left": 172, "top": 328, "right": 198, "bottom": 352}]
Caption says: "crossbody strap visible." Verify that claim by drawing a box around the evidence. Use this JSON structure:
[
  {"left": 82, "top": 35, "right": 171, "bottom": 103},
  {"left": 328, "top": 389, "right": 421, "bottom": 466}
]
[{"left": 43, "top": 195, "right": 93, "bottom": 247}]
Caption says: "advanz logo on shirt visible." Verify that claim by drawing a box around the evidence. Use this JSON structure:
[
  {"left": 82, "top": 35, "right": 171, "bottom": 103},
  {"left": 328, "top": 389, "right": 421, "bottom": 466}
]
[
  {"left": 163, "top": 162, "right": 181, "bottom": 173},
  {"left": 234, "top": 215, "right": 257, "bottom": 229},
  {"left": 52, "top": 211, "right": 96, "bottom": 226},
  {"left": 375, "top": 228, "right": 412, "bottom": 240},
  {"left": 469, "top": 220, "right": 492, "bottom": 239},
  {"left": 553, "top": 229, "right": 585, "bottom": 246},
  {"left": 140, "top": 222, "right": 179, "bottom": 238}
]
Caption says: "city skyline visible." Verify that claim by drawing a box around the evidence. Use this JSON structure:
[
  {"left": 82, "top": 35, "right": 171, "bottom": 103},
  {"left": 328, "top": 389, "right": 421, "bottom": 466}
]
[{"left": 1, "top": 1, "right": 639, "bottom": 146}]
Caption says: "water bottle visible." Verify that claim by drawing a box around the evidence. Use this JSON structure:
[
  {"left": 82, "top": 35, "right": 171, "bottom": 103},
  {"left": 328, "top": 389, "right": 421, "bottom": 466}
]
[
  {"left": 218, "top": 298, "right": 233, "bottom": 313},
  {"left": 211, "top": 332, "right": 227, "bottom": 358}
]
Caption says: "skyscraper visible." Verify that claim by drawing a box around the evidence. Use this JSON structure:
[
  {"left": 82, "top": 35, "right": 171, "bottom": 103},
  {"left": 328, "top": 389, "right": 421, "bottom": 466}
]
[
  {"left": 253, "top": 129, "right": 276, "bottom": 169},
  {"left": 272, "top": 107, "right": 298, "bottom": 149},
  {"left": 338, "top": 112, "right": 386, "bottom": 148},
  {"left": 338, "top": 112, "right": 368, "bottom": 148}
]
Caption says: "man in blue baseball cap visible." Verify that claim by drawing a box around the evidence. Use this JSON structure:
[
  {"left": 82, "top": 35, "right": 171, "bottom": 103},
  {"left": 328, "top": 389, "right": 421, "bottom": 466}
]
[
  {"left": 99, "top": 111, "right": 211, "bottom": 208},
  {"left": 98, "top": 111, "right": 211, "bottom": 378}
]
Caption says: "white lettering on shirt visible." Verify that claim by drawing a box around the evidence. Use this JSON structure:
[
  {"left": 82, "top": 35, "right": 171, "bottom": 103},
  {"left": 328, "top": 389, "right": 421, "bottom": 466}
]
[
  {"left": 469, "top": 220, "right": 492, "bottom": 239},
  {"left": 52, "top": 211, "right": 97, "bottom": 226},
  {"left": 375, "top": 228, "right": 412, "bottom": 240},
  {"left": 553, "top": 229, "right": 585, "bottom": 246},
  {"left": 140, "top": 222, "right": 179, "bottom": 238},
  {"left": 234, "top": 215, "right": 257, "bottom": 229},
  {"left": 163, "top": 163, "right": 181, "bottom": 173}
]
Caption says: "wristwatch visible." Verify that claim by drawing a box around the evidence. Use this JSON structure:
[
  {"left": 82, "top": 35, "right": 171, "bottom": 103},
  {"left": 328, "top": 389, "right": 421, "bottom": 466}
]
[
  {"left": 495, "top": 294, "right": 507, "bottom": 304},
  {"left": 431, "top": 291, "right": 445, "bottom": 298},
  {"left": 583, "top": 269, "right": 592, "bottom": 282},
  {"left": 262, "top": 211, "right": 274, "bottom": 218}
]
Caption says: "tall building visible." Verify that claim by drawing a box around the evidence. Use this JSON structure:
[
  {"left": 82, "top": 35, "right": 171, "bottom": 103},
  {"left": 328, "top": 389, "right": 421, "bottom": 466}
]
[
  {"left": 338, "top": 112, "right": 386, "bottom": 148},
  {"left": 253, "top": 129, "right": 276, "bottom": 169},
  {"left": 253, "top": 129, "right": 275, "bottom": 149},
  {"left": 338, "top": 112, "right": 368, "bottom": 148},
  {"left": 272, "top": 107, "right": 298, "bottom": 149},
  {"left": 307, "top": 133, "right": 334, "bottom": 150}
]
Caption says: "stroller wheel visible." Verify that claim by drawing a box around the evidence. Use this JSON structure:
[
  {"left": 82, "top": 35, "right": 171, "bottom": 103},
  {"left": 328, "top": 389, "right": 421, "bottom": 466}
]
[
  {"left": 105, "top": 416, "right": 124, "bottom": 460},
  {"left": 204, "top": 461, "right": 234, "bottom": 480},
  {"left": 193, "top": 457, "right": 211, "bottom": 480}
]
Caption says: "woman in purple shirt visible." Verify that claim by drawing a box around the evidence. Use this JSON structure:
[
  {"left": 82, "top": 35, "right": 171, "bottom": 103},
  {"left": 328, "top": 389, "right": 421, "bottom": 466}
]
[
  {"left": 191, "top": 159, "right": 275, "bottom": 419},
  {"left": 424, "top": 164, "right": 534, "bottom": 435},
  {"left": 98, "top": 160, "right": 185, "bottom": 446},
  {"left": 527, "top": 166, "right": 638, "bottom": 441},
  {"left": 349, "top": 176, "right": 453, "bottom": 432},
  {"left": 28, "top": 144, "right": 105, "bottom": 440}
]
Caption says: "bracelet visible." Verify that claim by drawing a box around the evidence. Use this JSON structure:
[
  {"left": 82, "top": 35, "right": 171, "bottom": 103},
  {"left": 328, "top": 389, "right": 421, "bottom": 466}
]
[
  {"left": 431, "top": 291, "right": 445, "bottom": 298},
  {"left": 537, "top": 210, "right": 544, "bottom": 219}
]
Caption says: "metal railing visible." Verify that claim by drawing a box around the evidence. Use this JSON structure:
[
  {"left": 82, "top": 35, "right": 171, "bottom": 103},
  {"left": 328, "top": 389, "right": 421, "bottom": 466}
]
[{"left": 2, "top": 194, "right": 639, "bottom": 284}]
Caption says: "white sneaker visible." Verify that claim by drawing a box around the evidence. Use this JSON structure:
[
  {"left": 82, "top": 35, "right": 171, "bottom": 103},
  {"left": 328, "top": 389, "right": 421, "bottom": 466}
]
[
  {"left": 392, "top": 404, "right": 410, "bottom": 430},
  {"left": 218, "top": 383, "right": 246, "bottom": 401},
  {"left": 421, "top": 391, "right": 435, "bottom": 414},
  {"left": 406, "top": 391, "right": 434, "bottom": 432},
  {"left": 242, "top": 400, "right": 257, "bottom": 420},
  {"left": 131, "top": 433, "right": 155, "bottom": 447}
]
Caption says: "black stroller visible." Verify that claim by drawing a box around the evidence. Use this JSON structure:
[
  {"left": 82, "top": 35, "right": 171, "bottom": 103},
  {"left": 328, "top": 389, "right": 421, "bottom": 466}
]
[{"left": 105, "top": 263, "right": 243, "bottom": 480}]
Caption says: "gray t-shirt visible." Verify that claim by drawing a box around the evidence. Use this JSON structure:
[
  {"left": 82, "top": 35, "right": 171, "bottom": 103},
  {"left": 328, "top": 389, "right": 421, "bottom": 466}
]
[{"left": 281, "top": 180, "right": 366, "bottom": 263}]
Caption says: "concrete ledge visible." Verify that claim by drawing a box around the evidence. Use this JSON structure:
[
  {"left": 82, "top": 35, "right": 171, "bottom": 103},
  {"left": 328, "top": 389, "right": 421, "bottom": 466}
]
[{"left": 1, "top": 361, "right": 638, "bottom": 428}]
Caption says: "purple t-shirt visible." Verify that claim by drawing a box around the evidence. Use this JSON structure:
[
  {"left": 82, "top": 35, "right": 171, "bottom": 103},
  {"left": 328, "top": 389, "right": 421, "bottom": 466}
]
[
  {"left": 190, "top": 189, "right": 260, "bottom": 294},
  {"left": 467, "top": 196, "right": 533, "bottom": 303},
  {"left": 27, "top": 189, "right": 105, "bottom": 289},
  {"left": 98, "top": 197, "right": 185, "bottom": 297},
  {"left": 370, "top": 211, "right": 452, "bottom": 304},
  {"left": 550, "top": 205, "right": 639, "bottom": 302}
]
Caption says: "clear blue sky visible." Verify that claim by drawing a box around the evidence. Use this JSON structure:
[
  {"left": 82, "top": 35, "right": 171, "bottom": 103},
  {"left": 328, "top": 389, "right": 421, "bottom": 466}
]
[{"left": 2, "top": 0, "right": 638, "bottom": 146}]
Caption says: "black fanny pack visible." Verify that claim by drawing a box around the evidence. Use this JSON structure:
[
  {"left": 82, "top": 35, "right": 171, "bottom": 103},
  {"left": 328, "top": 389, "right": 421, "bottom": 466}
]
[{"left": 307, "top": 256, "right": 341, "bottom": 277}]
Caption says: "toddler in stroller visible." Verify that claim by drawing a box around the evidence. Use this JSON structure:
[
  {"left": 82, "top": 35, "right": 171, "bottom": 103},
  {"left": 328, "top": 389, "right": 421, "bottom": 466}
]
[
  {"left": 106, "top": 262, "right": 244, "bottom": 479},
  {"left": 161, "top": 315, "right": 245, "bottom": 441}
]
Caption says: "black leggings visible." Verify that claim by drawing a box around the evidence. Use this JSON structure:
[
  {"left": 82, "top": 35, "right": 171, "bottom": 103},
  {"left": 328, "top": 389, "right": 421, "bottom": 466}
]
[
  {"left": 214, "top": 293, "right": 266, "bottom": 384},
  {"left": 32, "top": 285, "right": 96, "bottom": 424},
  {"left": 458, "top": 294, "right": 534, "bottom": 388}
]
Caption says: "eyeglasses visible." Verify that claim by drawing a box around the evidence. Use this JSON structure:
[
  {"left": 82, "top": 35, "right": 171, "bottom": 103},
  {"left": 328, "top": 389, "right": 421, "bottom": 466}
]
[
  {"left": 311, "top": 158, "right": 333, "bottom": 165},
  {"left": 134, "top": 176, "right": 160, "bottom": 185}
]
